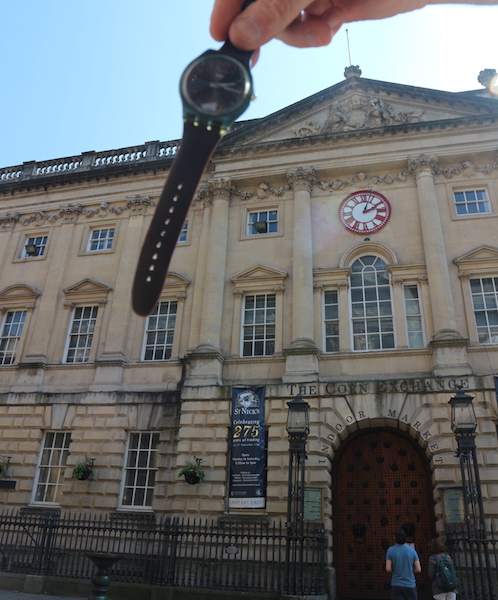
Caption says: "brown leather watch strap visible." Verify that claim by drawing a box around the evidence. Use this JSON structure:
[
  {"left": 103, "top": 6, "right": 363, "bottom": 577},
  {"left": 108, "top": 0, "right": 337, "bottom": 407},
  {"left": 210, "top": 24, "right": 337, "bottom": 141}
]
[{"left": 132, "top": 121, "right": 222, "bottom": 316}]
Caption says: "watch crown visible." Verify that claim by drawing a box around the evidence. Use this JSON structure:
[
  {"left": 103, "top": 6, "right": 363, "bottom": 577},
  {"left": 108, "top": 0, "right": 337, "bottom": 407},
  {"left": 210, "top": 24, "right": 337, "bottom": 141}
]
[{"left": 250, "top": 94, "right": 257, "bottom": 102}]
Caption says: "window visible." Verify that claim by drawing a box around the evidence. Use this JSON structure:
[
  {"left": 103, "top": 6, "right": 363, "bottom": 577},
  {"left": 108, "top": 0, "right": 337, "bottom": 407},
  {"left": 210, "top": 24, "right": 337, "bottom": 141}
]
[
  {"left": 324, "top": 290, "right": 339, "bottom": 352},
  {"left": 0, "top": 310, "right": 26, "bottom": 365},
  {"left": 23, "top": 235, "right": 48, "bottom": 258},
  {"left": 64, "top": 306, "right": 99, "bottom": 363},
  {"left": 242, "top": 293, "right": 276, "bottom": 356},
  {"left": 87, "top": 228, "right": 114, "bottom": 251},
  {"left": 178, "top": 220, "right": 188, "bottom": 243},
  {"left": 247, "top": 210, "right": 278, "bottom": 235},
  {"left": 454, "top": 189, "right": 490, "bottom": 216},
  {"left": 350, "top": 256, "right": 394, "bottom": 351},
  {"left": 404, "top": 285, "right": 424, "bottom": 348},
  {"left": 33, "top": 432, "right": 72, "bottom": 504},
  {"left": 142, "top": 301, "right": 177, "bottom": 360},
  {"left": 120, "top": 432, "right": 160, "bottom": 508},
  {"left": 470, "top": 277, "right": 498, "bottom": 344}
]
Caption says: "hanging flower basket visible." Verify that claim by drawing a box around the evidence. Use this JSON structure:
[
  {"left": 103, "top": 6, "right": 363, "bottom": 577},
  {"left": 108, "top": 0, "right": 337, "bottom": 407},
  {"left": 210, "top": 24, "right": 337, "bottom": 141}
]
[
  {"left": 72, "top": 457, "right": 95, "bottom": 481},
  {"left": 178, "top": 457, "right": 205, "bottom": 485}
]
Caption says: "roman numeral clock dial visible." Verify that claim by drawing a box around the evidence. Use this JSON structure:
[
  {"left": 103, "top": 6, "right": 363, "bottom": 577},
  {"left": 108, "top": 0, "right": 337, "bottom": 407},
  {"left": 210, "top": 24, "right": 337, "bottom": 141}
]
[{"left": 339, "top": 191, "right": 391, "bottom": 234}]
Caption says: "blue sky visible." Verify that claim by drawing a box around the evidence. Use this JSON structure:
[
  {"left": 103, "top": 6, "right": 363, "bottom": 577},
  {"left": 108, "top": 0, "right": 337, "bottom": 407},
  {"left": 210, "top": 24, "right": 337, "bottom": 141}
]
[{"left": 1, "top": 1, "right": 497, "bottom": 168}]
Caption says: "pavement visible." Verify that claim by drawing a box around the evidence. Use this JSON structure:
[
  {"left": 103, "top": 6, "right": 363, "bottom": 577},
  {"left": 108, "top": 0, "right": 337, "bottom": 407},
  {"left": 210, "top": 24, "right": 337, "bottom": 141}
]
[{"left": 0, "top": 592, "right": 84, "bottom": 600}]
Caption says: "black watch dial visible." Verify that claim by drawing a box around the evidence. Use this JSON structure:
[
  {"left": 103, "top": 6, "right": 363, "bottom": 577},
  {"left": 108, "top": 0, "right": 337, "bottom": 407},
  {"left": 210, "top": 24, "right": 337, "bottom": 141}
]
[{"left": 182, "top": 54, "right": 251, "bottom": 117}]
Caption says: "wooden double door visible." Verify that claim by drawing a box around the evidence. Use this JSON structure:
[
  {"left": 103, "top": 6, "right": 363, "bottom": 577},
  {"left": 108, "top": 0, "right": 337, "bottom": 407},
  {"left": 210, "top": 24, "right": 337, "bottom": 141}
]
[{"left": 334, "top": 430, "right": 435, "bottom": 600}]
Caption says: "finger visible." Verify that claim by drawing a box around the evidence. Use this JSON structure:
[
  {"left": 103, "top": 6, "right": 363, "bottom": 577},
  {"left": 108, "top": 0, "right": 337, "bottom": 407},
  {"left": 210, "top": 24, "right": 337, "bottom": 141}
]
[
  {"left": 226, "top": 0, "right": 320, "bottom": 50},
  {"left": 278, "top": 12, "right": 343, "bottom": 48},
  {"left": 210, "top": 0, "right": 246, "bottom": 42}
]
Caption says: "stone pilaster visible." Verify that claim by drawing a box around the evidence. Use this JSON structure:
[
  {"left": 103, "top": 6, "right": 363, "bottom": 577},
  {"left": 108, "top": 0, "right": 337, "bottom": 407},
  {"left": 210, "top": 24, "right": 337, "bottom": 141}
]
[
  {"left": 186, "top": 179, "right": 232, "bottom": 386},
  {"left": 90, "top": 216, "right": 145, "bottom": 391},
  {"left": 283, "top": 167, "right": 318, "bottom": 382},
  {"left": 408, "top": 154, "right": 470, "bottom": 375}
]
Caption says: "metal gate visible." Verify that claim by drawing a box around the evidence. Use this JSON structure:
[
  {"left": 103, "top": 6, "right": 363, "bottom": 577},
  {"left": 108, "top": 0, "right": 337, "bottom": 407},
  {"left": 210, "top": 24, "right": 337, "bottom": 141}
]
[{"left": 334, "top": 429, "right": 435, "bottom": 600}]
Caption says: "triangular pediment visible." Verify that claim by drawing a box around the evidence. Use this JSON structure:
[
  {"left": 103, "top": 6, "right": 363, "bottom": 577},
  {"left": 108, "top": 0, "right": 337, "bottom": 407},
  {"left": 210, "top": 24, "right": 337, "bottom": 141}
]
[
  {"left": 454, "top": 245, "right": 498, "bottom": 265},
  {"left": 226, "top": 74, "right": 498, "bottom": 147},
  {"left": 63, "top": 279, "right": 112, "bottom": 308},
  {"left": 232, "top": 264, "right": 288, "bottom": 284}
]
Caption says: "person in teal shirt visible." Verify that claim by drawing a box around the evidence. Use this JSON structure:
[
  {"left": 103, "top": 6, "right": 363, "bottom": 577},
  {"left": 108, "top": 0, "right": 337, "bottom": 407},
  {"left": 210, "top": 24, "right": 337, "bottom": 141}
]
[{"left": 386, "top": 528, "right": 422, "bottom": 600}]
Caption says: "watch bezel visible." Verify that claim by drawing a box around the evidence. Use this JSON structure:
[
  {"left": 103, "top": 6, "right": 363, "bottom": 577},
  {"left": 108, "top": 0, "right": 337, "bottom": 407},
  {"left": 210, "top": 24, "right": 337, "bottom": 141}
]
[{"left": 180, "top": 51, "right": 253, "bottom": 128}]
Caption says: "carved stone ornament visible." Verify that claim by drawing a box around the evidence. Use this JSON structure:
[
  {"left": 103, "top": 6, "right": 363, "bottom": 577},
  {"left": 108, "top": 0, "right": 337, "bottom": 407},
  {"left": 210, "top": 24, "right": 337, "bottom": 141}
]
[
  {"left": 319, "top": 93, "right": 425, "bottom": 135},
  {"left": 286, "top": 167, "right": 316, "bottom": 192},
  {"left": 407, "top": 154, "right": 439, "bottom": 177},
  {"left": 0, "top": 196, "right": 155, "bottom": 229}
]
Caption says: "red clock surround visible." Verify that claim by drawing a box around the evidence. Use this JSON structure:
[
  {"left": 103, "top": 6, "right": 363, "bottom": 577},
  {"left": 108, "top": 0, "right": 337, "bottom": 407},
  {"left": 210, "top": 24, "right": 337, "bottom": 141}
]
[{"left": 338, "top": 190, "right": 391, "bottom": 234}]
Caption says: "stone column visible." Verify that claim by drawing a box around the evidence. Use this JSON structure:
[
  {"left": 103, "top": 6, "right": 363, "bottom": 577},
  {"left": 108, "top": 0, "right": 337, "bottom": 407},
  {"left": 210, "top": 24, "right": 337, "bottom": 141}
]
[
  {"left": 187, "top": 179, "right": 232, "bottom": 385},
  {"left": 283, "top": 168, "right": 318, "bottom": 382},
  {"left": 408, "top": 154, "right": 470, "bottom": 375}
]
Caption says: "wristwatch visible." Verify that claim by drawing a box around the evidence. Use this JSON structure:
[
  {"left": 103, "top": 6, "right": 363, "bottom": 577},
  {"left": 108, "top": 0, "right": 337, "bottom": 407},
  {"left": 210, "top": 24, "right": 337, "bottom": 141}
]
[{"left": 132, "top": 1, "right": 256, "bottom": 317}]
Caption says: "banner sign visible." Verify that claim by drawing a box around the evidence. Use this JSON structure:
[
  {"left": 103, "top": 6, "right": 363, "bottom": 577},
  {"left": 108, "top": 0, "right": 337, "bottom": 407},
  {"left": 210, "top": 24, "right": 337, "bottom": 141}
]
[{"left": 228, "top": 387, "right": 266, "bottom": 509}]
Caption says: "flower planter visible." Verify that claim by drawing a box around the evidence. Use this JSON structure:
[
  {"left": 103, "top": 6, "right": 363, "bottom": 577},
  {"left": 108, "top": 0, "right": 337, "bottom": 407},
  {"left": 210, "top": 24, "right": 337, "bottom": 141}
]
[
  {"left": 184, "top": 472, "right": 201, "bottom": 485},
  {"left": 77, "top": 468, "right": 92, "bottom": 481}
]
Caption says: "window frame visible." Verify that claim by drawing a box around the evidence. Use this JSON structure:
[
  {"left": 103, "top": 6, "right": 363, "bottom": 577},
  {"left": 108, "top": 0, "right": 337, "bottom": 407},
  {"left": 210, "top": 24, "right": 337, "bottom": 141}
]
[
  {"left": 231, "top": 265, "right": 286, "bottom": 357},
  {"left": 469, "top": 276, "right": 498, "bottom": 345},
  {"left": 453, "top": 188, "right": 492, "bottom": 217},
  {"left": 403, "top": 284, "right": 425, "bottom": 349},
  {"left": 349, "top": 255, "right": 396, "bottom": 352},
  {"left": 241, "top": 203, "right": 283, "bottom": 241},
  {"left": 31, "top": 431, "right": 72, "bottom": 506},
  {"left": 118, "top": 431, "right": 160, "bottom": 511},
  {"left": 241, "top": 292, "right": 277, "bottom": 357},
  {"left": 14, "top": 232, "right": 50, "bottom": 262},
  {"left": 323, "top": 289, "right": 340, "bottom": 353},
  {"left": 178, "top": 220, "right": 189, "bottom": 244},
  {"left": 141, "top": 300, "right": 178, "bottom": 361},
  {"left": 86, "top": 227, "right": 115, "bottom": 252},
  {"left": 63, "top": 305, "right": 100, "bottom": 364},
  {"left": 0, "top": 309, "right": 27, "bottom": 365}
]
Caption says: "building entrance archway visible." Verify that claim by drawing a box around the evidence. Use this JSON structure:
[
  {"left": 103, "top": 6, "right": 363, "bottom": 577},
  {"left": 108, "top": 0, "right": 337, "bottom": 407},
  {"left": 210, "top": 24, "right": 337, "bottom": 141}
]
[{"left": 333, "top": 429, "right": 435, "bottom": 600}]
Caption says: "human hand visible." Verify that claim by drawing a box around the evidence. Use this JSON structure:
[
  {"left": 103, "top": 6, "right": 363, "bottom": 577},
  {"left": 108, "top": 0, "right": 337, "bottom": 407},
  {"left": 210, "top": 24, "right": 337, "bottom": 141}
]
[{"left": 210, "top": 0, "right": 497, "bottom": 51}]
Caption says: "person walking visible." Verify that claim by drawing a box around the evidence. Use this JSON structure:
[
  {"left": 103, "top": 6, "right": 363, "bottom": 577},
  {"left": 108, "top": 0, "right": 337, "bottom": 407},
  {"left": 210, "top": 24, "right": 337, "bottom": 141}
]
[
  {"left": 386, "top": 528, "right": 422, "bottom": 600},
  {"left": 428, "top": 538, "right": 458, "bottom": 600}
]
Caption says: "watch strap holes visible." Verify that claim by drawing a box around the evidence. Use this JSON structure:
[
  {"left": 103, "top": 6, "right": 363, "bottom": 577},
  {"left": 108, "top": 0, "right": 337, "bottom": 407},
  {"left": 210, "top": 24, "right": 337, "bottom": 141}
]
[
  {"left": 149, "top": 265, "right": 155, "bottom": 271},
  {"left": 156, "top": 242, "right": 162, "bottom": 248},
  {"left": 177, "top": 183, "right": 183, "bottom": 190},
  {"left": 152, "top": 254, "right": 158, "bottom": 260},
  {"left": 168, "top": 207, "right": 174, "bottom": 213},
  {"left": 173, "top": 195, "right": 179, "bottom": 202},
  {"left": 146, "top": 276, "right": 152, "bottom": 282}
]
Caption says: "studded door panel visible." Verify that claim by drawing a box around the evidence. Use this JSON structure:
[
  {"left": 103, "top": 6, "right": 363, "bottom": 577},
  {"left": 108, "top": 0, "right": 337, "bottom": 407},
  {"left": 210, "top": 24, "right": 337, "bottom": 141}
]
[{"left": 335, "top": 431, "right": 434, "bottom": 600}]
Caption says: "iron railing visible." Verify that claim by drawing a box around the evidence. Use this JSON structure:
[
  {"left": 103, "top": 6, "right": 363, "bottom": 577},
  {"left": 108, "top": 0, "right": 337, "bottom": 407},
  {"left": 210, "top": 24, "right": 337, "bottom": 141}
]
[
  {"left": 0, "top": 509, "right": 325, "bottom": 596},
  {"left": 447, "top": 524, "right": 498, "bottom": 600}
]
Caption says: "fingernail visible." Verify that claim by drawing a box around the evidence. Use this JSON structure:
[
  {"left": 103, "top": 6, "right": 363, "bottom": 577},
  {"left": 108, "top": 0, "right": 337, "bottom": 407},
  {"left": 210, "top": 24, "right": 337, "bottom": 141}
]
[{"left": 234, "top": 15, "right": 263, "bottom": 46}]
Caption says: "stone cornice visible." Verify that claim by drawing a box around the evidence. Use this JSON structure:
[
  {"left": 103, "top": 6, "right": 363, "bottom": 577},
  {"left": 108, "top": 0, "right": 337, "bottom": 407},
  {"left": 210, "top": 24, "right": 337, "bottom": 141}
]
[{"left": 216, "top": 113, "right": 498, "bottom": 161}]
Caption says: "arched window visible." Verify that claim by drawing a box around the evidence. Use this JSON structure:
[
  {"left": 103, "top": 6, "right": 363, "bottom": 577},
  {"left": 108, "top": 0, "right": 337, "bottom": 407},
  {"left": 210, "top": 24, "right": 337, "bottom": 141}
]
[{"left": 350, "top": 256, "right": 394, "bottom": 351}]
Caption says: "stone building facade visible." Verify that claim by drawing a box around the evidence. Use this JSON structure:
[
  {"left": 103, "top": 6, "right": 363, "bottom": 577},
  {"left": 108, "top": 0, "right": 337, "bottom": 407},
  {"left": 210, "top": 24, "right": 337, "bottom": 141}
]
[{"left": 0, "top": 66, "right": 497, "bottom": 599}]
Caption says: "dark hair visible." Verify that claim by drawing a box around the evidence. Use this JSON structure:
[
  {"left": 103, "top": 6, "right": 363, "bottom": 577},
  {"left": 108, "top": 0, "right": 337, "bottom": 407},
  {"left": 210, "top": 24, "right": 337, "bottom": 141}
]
[
  {"left": 428, "top": 538, "right": 446, "bottom": 554},
  {"left": 395, "top": 529, "right": 407, "bottom": 544}
]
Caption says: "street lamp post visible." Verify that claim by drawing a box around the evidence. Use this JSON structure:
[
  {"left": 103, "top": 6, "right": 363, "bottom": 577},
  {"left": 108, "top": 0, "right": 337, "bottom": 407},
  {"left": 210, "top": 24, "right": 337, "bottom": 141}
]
[
  {"left": 284, "top": 394, "right": 310, "bottom": 595},
  {"left": 448, "top": 387, "right": 496, "bottom": 600}
]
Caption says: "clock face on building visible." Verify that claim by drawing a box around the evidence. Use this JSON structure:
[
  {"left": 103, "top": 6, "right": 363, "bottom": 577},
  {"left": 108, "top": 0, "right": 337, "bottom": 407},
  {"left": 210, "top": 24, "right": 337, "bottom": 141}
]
[{"left": 339, "top": 190, "right": 391, "bottom": 234}]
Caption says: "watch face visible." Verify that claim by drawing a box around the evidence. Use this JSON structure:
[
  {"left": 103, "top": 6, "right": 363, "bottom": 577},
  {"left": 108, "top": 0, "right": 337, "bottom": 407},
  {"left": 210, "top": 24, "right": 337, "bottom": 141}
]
[
  {"left": 182, "top": 54, "right": 252, "bottom": 118},
  {"left": 339, "top": 190, "right": 391, "bottom": 234}
]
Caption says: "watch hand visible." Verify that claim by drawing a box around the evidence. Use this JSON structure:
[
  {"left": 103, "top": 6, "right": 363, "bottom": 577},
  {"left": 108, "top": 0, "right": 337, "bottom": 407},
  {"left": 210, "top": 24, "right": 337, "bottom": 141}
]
[
  {"left": 362, "top": 205, "right": 376, "bottom": 213},
  {"left": 209, "top": 81, "right": 241, "bottom": 93}
]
